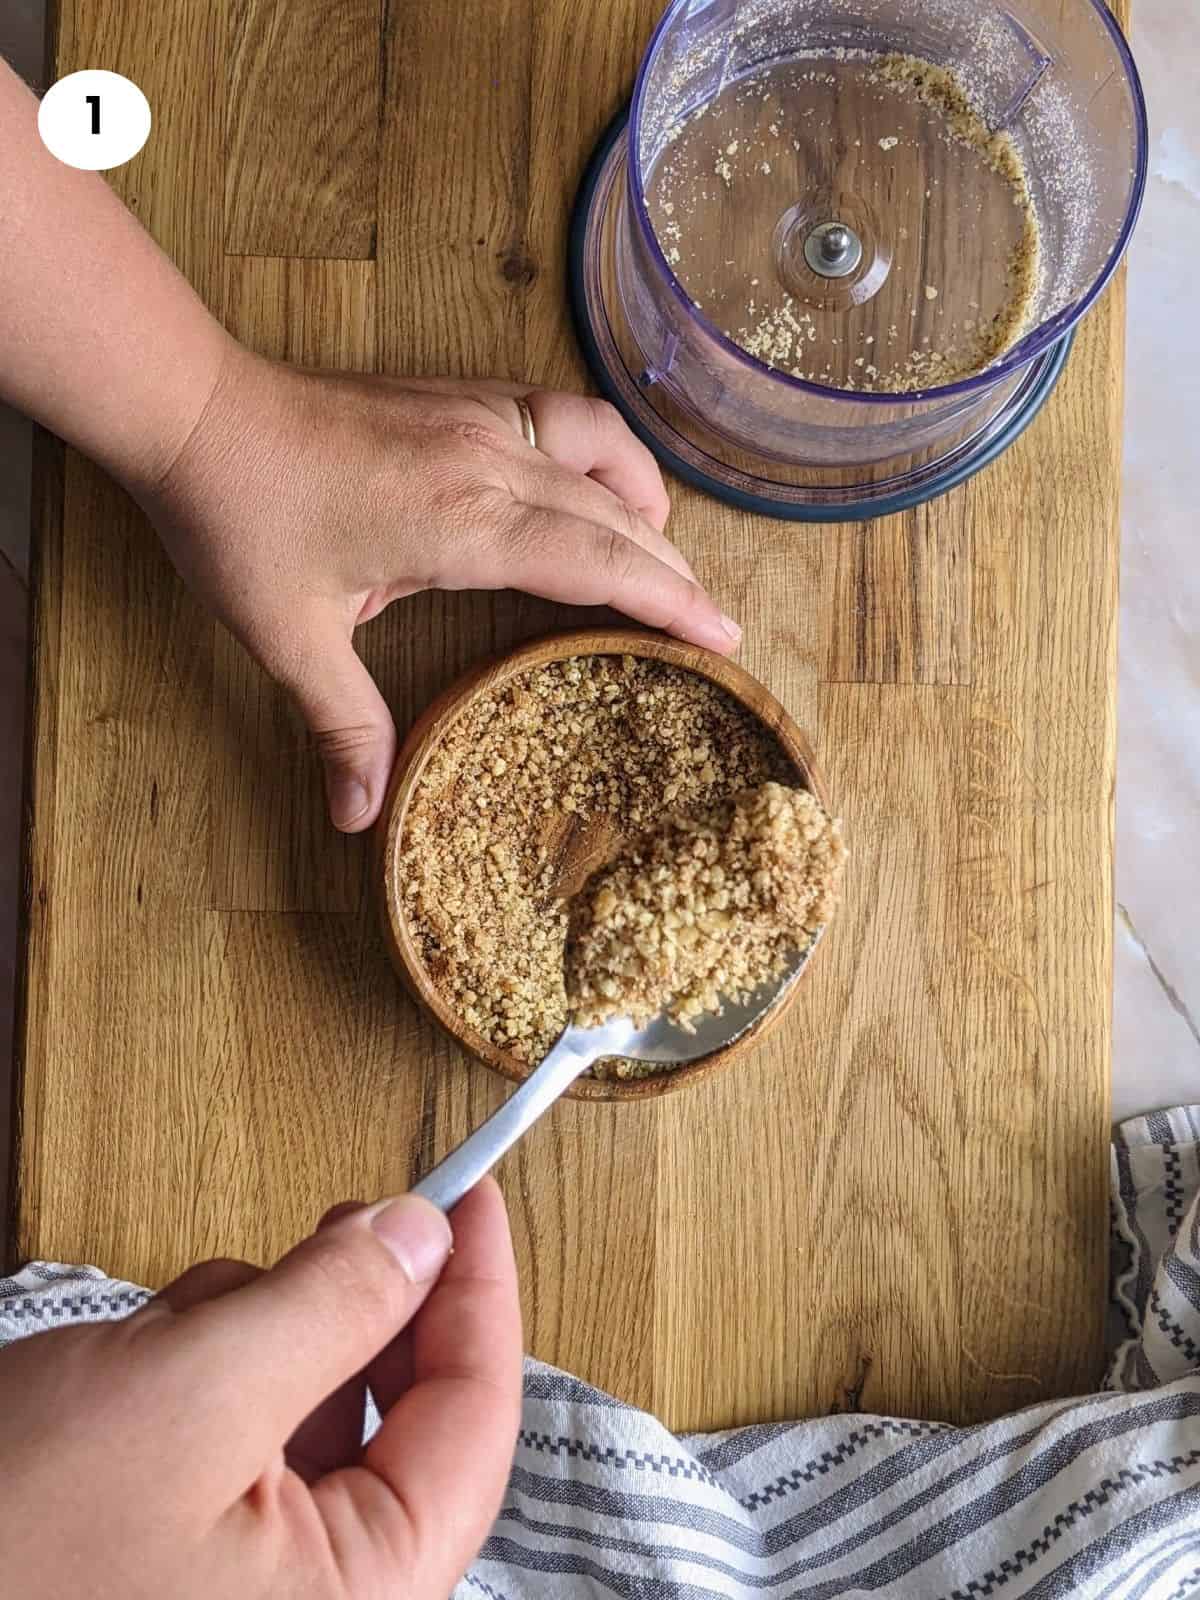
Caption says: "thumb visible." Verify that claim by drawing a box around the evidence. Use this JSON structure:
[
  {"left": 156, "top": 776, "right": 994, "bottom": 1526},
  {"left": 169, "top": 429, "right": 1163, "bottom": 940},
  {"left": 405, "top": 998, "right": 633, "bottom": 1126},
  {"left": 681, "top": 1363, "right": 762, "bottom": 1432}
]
[
  {"left": 170, "top": 1197, "right": 453, "bottom": 1471},
  {"left": 279, "top": 622, "right": 397, "bottom": 832}
]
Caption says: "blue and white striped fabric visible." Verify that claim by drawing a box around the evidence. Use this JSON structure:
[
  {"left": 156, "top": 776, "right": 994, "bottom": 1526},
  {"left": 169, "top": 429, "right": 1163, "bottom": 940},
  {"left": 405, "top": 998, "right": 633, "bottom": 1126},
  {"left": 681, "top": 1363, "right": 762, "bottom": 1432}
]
[{"left": 4, "top": 1106, "right": 1200, "bottom": 1599}]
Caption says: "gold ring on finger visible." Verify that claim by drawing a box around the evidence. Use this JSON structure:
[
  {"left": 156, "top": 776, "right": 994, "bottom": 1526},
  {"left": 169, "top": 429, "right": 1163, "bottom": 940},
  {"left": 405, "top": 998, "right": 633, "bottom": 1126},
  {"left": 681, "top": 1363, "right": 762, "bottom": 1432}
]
[{"left": 515, "top": 397, "right": 538, "bottom": 451}]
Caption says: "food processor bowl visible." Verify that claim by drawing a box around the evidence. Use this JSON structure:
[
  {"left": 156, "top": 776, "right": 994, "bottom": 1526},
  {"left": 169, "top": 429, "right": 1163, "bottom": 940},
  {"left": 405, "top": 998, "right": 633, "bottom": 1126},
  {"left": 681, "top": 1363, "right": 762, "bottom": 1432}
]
[{"left": 570, "top": 0, "right": 1147, "bottom": 520}]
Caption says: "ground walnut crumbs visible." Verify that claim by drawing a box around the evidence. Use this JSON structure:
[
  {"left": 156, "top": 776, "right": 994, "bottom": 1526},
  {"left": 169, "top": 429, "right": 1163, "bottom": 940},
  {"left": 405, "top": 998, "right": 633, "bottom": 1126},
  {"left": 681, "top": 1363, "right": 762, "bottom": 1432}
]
[
  {"left": 399, "top": 654, "right": 798, "bottom": 1067},
  {"left": 566, "top": 783, "right": 847, "bottom": 1032}
]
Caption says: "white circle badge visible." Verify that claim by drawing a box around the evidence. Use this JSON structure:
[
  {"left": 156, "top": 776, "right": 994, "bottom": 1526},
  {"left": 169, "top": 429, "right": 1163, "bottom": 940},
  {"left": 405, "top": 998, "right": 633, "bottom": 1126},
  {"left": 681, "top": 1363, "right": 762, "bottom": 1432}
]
[{"left": 37, "top": 70, "right": 151, "bottom": 171}]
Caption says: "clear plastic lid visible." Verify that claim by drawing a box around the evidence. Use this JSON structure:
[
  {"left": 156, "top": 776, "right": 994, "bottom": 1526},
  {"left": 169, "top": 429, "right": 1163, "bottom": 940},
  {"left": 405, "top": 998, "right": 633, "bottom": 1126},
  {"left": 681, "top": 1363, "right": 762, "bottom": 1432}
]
[{"left": 629, "top": 0, "right": 1147, "bottom": 406}]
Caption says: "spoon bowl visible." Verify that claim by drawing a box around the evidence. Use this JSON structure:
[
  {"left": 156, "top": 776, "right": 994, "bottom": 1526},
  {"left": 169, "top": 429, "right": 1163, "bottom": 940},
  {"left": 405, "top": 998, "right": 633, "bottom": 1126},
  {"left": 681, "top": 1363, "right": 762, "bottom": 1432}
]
[{"left": 412, "top": 941, "right": 818, "bottom": 1213}]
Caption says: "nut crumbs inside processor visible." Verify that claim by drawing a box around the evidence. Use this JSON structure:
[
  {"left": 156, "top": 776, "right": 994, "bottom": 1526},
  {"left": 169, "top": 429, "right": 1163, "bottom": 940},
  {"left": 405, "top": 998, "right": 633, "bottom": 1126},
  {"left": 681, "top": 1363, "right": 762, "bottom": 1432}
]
[{"left": 647, "top": 52, "right": 1041, "bottom": 394}]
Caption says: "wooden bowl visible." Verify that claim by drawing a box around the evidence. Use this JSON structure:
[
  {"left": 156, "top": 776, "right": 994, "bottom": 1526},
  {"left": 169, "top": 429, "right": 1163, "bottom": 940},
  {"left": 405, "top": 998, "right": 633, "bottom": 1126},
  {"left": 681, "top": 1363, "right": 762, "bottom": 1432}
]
[{"left": 378, "top": 628, "right": 832, "bottom": 1102}]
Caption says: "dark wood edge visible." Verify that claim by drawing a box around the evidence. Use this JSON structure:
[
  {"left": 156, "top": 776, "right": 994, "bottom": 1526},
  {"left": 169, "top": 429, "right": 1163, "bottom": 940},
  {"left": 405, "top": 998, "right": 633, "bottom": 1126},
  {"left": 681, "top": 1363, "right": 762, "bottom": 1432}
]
[
  {"left": 3, "top": 2, "right": 56, "bottom": 1272},
  {"left": 377, "top": 626, "right": 835, "bottom": 1104},
  {"left": 4, "top": 427, "right": 65, "bottom": 1273}
]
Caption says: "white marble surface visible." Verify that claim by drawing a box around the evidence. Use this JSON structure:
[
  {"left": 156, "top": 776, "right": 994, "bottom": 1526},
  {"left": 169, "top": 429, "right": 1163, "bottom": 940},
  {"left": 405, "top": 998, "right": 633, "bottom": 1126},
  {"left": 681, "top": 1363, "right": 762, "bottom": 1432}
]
[
  {"left": 1112, "top": 0, "right": 1200, "bottom": 1120},
  {"left": 0, "top": 2, "right": 1196, "bottom": 1135}
]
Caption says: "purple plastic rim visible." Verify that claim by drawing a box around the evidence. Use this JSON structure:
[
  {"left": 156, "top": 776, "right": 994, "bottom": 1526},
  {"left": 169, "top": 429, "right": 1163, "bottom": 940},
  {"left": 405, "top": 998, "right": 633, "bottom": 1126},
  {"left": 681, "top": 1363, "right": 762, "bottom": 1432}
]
[{"left": 626, "top": 0, "right": 1149, "bottom": 406}]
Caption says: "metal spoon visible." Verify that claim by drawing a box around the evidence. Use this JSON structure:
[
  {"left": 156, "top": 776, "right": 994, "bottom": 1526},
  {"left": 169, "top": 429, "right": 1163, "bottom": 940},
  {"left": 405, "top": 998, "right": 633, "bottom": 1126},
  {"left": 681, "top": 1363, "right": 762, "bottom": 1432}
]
[{"left": 411, "top": 941, "right": 817, "bottom": 1213}]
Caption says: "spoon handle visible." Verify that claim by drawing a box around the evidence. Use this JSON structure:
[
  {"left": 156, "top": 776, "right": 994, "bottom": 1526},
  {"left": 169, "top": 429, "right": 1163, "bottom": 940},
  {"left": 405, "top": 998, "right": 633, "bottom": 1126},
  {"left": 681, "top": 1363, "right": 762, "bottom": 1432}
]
[{"left": 411, "top": 1028, "right": 602, "bottom": 1213}]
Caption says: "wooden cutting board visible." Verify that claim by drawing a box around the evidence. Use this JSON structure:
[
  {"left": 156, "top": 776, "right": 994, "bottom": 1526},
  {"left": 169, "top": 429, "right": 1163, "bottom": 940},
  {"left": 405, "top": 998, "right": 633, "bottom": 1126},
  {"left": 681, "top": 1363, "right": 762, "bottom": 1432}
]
[{"left": 11, "top": 0, "right": 1125, "bottom": 1430}]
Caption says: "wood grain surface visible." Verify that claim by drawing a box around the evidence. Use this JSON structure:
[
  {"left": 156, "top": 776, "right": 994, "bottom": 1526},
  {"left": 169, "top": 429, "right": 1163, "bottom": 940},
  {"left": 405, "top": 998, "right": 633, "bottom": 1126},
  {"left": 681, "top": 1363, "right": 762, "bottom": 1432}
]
[
  {"left": 13, "top": 0, "right": 1126, "bottom": 1429},
  {"left": 226, "top": 0, "right": 382, "bottom": 258}
]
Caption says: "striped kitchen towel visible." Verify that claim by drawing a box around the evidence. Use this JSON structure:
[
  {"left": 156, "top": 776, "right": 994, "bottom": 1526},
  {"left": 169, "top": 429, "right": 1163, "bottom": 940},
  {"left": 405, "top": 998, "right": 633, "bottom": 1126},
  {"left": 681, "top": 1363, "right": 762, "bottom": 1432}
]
[{"left": 4, "top": 1105, "right": 1200, "bottom": 1598}]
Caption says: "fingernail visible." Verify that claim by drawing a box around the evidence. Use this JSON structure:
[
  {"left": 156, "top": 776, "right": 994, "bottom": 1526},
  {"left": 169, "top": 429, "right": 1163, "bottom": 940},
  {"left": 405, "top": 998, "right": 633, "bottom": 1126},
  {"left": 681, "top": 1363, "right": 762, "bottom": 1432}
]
[
  {"left": 329, "top": 772, "right": 370, "bottom": 830},
  {"left": 367, "top": 1196, "right": 453, "bottom": 1282},
  {"left": 718, "top": 612, "right": 742, "bottom": 642}
]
